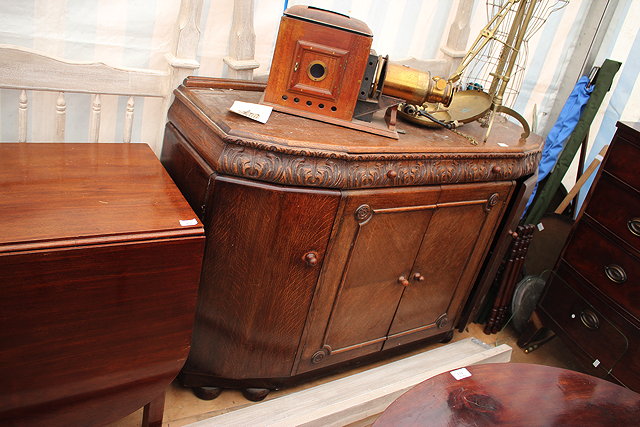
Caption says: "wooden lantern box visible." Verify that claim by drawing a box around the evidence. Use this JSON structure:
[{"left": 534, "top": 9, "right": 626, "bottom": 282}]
[{"left": 263, "top": 6, "right": 373, "bottom": 123}]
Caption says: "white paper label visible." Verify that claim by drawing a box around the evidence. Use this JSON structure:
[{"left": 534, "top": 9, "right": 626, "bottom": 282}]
[
  {"left": 497, "top": 143, "right": 509, "bottom": 147},
  {"left": 450, "top": 367, "right": 472, "bottom": 380},
  {"left": 595, "top": 154, "right": 604, "bottom": 162},
  {"left": 593, "top": 359, "right": 600, "bottom": 367},
  {"left": 537, "top": 222, "right": 545, "bottom": 231},
  {"left": 230, "top": 101, "right": 272, "bottom": 124},
  {"left": 180, "top": 219, "right": 198, "bottom": 226}
]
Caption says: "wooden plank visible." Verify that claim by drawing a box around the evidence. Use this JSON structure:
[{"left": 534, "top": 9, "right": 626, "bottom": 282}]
[{"left": 188, "top": 338, "right": 512, "bottom": 427}]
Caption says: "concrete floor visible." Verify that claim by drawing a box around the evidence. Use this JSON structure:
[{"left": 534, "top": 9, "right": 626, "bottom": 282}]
[{"left": 109, "top": 322, "right": 581, "bottom": 426}]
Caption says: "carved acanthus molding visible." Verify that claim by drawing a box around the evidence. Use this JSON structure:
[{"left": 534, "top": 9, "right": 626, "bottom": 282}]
[{"left": 218, "top": 141, "right": 541, "bottom": 189}]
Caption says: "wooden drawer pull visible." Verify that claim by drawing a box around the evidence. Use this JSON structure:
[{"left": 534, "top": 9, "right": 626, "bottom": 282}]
[
  {"left": 628, "top": 217, "right": 640, "bottom": 236},
  {"left": 604, "top": 264, "right": 627, "bottom": 284},
  {"left": 579, "top": 309, "right": 600, "bottom": 330}
]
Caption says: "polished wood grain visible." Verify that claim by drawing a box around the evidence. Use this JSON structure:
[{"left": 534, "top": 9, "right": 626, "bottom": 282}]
[
  {"left": 386, "top": 182, "right": 513, "bottom": 347},
  {"left": 297, "top": 186, "right": 442, "bottom": 371},
  {"left": 374, "top": 363, "right": 640, "bottom": 426},
  {"left": 539, "top": 263, "right": 630, "bottom": 375},
  {"left": 564, "top": 219, "right": 639, "bottom": 320},
  {"left": 161, "top": 123, "right": 216, "bottom": 221},
  {"left": 296, "top": 182, "right": 512, "bottom": 373},
  {"left": 0, "top": 143, "right": 204, "bottom": 426},
  {"left": 169, "top": 86, "right": 542, "bottom": 191},
  {"left": 0, "top": 143, "right": 202, "bottom": 250},
  {"left": 586, "top": 173, "right": 640, "bottom": 253},
  {"left": 161, "top": 79, "right": 542, "bottom": 397},
  {"left": 181, "top": 176, "right": 340, "bottom": 383},
  {"left": 603, "top": 123, "right": 640, "bottom": 190},
  {"left": 520, "top": 121, "right": 640, "bottom": 393}
]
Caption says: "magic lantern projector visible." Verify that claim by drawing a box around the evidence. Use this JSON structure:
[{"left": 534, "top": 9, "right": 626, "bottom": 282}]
[{"left": 262, "top": 5, "right": 454, "bottom": 139}]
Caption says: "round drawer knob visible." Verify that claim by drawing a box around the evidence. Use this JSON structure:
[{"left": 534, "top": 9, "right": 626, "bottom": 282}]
[
  {"left": 604, "top": 264, "right": 627, "bottom": 284},
  {"left": 579, "top": 309, "right": 600, "bottom": 330},
  {"left": 412, "top": 272, "right": 425, "bottom": 282},
  {"left": 304, "top": 251, "right": 318, "bottom": 266},
  {"left": 398, "top": 276, "right": 410, "bottom": 287},
  {"left": 387, "top": 170, "right": 397, "bottom": 179},
  {"left": 492, "top": 165, "right": 502, "bottom": 174},
  {"left": 628, "top": 217, "right": 640, "bottom": 237}
]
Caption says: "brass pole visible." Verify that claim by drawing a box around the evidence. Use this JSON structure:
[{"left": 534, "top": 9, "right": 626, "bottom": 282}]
[
  {"left": 484, "top": 0, "right": 539, "bottom": 141},
  {"left": 487, "top": 0, "right": 528, "bottom": 97}
]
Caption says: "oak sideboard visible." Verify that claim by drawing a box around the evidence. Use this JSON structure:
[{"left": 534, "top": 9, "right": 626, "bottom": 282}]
[{"left": 160, "top": 78, "right": 543, "bottom": 400}]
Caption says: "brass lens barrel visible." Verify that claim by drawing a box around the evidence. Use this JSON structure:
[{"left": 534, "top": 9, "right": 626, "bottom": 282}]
[{"left": 382, "top": 62, "right": 453, "bottom": 106}]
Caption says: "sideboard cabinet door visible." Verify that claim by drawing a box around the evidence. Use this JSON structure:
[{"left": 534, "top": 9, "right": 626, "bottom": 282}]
[
  {"left": 385, "top": 181, "right": 514, "bottom": 348},
  {"left": 295, "top": 186, "right": 442, "bottom": 372},
  {"left": 296, "top": 181, "right": 513, "bottom": 372},
  {"left": 184, "top": 176, "right": 340, "bottom": 381}
]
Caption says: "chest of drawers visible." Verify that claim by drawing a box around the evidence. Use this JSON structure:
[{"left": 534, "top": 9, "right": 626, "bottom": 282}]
[{"left": 532, "top": 121, "right": 640, "bottom": 391}]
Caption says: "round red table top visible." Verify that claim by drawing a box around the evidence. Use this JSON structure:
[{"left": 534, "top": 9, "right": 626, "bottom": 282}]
[{"left": 374, "top": 363, "right": 640, "bottom": 426}]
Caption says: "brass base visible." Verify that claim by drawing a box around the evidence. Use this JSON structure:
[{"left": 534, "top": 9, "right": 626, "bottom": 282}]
[{"left": 398, "top": 90, "right": 492, "bottom": 127}]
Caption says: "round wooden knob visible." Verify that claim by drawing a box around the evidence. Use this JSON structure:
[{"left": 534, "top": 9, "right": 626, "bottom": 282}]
[
  {"left": 398, "top": 276, "right": 410, "bottom": 286},
  {"left": 304, "top": 251, "right": 318, "bottom": 266},
  {"left": 413, "top": 272, "right": 425, "bottom": 281},
  {"left": 492, "top": 166, "right": 502, "bottom": 174},
  {"left": 387, "top": 170, "right": 397, "bottom": 179}
]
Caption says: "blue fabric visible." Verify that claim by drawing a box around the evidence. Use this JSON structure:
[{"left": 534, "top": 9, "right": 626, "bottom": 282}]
[{"left": 523, "top": 75, "right": 594, "bottom": 214}]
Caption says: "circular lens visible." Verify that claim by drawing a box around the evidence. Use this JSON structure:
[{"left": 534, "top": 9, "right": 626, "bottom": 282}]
[{"left": 307, "top": 61, "right": 327, "bottom": 81}]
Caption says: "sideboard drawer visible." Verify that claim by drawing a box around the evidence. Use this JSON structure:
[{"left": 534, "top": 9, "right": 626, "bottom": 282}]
[
  {"left": 604, "top": 135, "right": 640, "bottom": 191},
  {"left": 564, "top": 220, "right": 640, "bottom": 321},
  {"left": 586, "top": 173, "right": 640, "bottom": 253},
  {"left": 539, "top": 264, "right": 629, "bottom": 373}
]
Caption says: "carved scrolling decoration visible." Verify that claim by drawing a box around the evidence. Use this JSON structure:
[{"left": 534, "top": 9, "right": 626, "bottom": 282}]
[
  {"left": 354, "top": 204, "right": 373, "bottom": 224},
  {"left": 485, "top": 193, "right": 500, "bottom": 212},
  {"left": 311, "top": 349, "right": 327, "bottom": 364},
  {"left": 435, "top": 313, "right": 450, "bottom": 329},
  {"left": 218, "top": 138, "right": 541, "bottom": 190}
]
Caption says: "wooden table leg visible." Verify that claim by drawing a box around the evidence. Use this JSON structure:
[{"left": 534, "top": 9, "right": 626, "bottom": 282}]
[{"left": 142, "top": 392, "right": 165, "bottom": 427}]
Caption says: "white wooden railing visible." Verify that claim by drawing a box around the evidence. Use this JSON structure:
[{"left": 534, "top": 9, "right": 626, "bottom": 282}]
[
  {"left": 0, "top": 0, "right": 478, "bottom": 154},
  {"left": 0, "top": 0, "right": 203, "bottom": 155}
]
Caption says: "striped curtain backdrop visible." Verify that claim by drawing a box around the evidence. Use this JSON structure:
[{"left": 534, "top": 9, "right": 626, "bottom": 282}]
[{"left": 1, "top": 0, "right": 638, "bottom": 201}]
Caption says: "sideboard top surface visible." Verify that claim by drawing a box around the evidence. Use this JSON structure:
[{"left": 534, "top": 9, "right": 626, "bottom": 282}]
[
  {"left": 0, "top": 143, "right": 203, "bottom": 253},
  {"left": 178, "top": 86, "right": 543, "bottom": 156},
  {"left": 167, "top": 83, "right": 543, "bottom": 190}
]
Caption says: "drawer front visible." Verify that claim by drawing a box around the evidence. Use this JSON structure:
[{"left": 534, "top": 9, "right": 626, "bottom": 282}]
[
  {"left": 586, "top": 173, "right": 640, "bottom": 253},
  {"left": 564, "top": 220, "right": 640, "bottom": 321},
  {"left": 604, "top": 134, "right": 640, "bottom": 190},
  {"left": 539, "top": 264, "right": 629, "bottom": 371}
]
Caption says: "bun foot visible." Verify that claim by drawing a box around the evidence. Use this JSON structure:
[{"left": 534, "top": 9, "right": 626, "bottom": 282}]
[
  {"left": 440, "top": 330, "right": 454, "bottom": 343},
  {"left": 193, "top": 386, "right": 223, "bottom": 400},
  {"left": 242, "top": 387, "right": 270, "bottom": 402}
]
